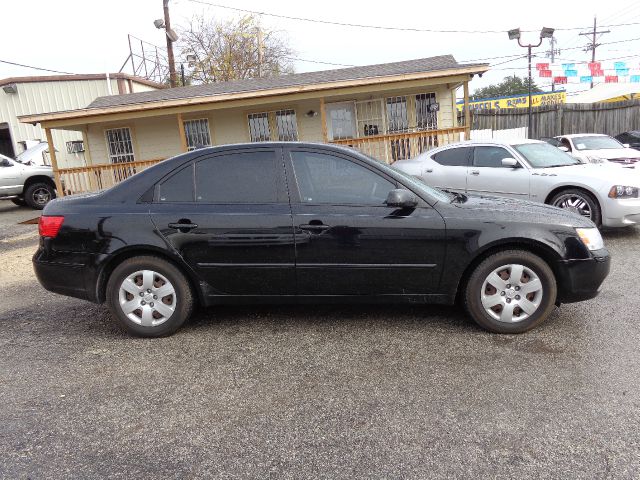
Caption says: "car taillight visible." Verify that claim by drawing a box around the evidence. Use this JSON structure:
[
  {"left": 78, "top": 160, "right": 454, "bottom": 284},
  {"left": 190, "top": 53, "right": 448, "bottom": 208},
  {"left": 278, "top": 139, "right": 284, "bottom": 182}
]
[{"left": 39, "top": 216, "right": 65, "bottom": 238}]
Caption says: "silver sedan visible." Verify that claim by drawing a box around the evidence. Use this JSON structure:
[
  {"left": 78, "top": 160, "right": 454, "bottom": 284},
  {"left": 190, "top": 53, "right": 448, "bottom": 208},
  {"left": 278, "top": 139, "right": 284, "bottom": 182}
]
[{"left": 393, "top": 139, "right": 640, "bottom": 228}]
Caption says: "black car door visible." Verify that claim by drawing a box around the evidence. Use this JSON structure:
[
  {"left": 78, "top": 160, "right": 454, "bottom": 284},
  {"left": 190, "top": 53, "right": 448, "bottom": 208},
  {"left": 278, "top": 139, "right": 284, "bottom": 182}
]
[
  {"left": 284, "top": 147, "right": 446, "bottom": 296},
  {"left": 148, "top": 147, "right": 296, "bottom": 296}
]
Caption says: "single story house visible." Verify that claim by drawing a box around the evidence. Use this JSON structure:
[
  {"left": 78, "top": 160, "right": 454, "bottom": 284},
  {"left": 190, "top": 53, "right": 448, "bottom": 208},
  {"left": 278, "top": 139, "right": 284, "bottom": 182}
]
[
  {"left": 1, "top": 73, "right": 162, "bottom": 166},
  {"left": 20, "top": 55, "right": 488, "bottom": 196}
]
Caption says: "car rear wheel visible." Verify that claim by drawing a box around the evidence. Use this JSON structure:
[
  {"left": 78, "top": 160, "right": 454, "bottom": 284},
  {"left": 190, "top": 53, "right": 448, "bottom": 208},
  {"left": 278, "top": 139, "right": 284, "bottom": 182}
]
[
  {"left": 464, "top": 250, "right": 557, "bottom": 334},
  {"left": 24, "top": 182, "right": 56, "bottom": 209},
  {"left": 549, "top": 189, "right": 601, "bottom": 226},
  {"left": 106, "top": 256, "right": 194, "bottom": 337}
]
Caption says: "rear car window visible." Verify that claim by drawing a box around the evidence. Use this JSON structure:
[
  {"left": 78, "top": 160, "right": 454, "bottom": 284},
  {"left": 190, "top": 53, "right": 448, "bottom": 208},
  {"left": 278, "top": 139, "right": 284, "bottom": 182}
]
[
  {"left": 195, "top": 151, "right": 278, "bottom": 203},
  {"left": 158, "top": 165, "right": 194, "bottom": 202},
  {"left": 432, "top": 147, "right": 471, "bottom": 167}
]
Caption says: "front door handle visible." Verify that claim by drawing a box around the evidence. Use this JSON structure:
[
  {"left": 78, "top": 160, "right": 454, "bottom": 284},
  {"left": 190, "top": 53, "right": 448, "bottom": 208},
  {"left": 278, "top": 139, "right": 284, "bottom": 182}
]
[
  {"left": 471, "top": 170, "right": 480, "bottom": 175},
  {"left": 168, "top": 221, "right": 198, "bottom": 232}
]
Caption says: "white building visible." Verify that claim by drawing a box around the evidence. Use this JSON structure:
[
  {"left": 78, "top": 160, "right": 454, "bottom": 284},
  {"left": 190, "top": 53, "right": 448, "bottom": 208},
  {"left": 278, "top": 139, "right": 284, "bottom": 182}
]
[{"left": 1, "top": 73, "right": 162, "bottom": 167}]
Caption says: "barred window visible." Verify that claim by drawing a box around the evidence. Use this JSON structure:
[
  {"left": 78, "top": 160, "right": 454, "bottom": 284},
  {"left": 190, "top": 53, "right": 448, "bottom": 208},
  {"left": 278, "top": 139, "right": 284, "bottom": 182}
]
[
  {"left": 248, "top": 110, "right": 298, "bottom": 142},
  {"left": 386, "top": 96, "right": 409, "bottom": 133},
  {"left": 415, "top": 93, "right": 438, "bottom": 130},
  {"left": 105, "top": 127, "right": 135, "bottom": 164},
  {"left": 184, "top": 119, "right": 212, "bottom": 150}
]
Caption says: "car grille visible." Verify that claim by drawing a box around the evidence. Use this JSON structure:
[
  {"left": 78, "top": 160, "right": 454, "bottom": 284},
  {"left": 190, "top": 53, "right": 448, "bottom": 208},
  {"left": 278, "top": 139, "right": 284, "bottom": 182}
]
[{"left": 609, "top": 158, "right": 640, "bottom": 164}]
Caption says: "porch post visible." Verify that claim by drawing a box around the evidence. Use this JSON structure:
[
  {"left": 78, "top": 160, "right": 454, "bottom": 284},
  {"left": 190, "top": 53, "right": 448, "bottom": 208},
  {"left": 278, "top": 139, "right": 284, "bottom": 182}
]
[
  {"left": 45, "top": 127, "right": 64, "bottom": 197},
  {"left": 82, "top": 127, "right": 98, "bottom": 191},
  {"left": 177, "top": 113, "right": 188, "bottom": 152},
  {"left": 320, "top": 98, "right": 328, "bottom": 142},
  {"left": 463, "top": 79, "right": 471, "bottom": 140}
]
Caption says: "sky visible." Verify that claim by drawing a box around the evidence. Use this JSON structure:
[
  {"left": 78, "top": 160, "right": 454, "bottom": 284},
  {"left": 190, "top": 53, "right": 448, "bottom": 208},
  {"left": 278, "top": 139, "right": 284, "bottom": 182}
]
[{"left": 2, "top": 0, "right": 640, "bottom": 98}]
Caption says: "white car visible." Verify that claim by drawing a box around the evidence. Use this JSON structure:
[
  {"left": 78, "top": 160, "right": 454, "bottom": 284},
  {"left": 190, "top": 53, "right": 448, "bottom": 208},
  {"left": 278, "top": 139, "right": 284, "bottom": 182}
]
[
  {"left": 551, "top": 134, "right": 640, "bottom": 167},
  {"left": 393, "top": 139, "right": 640, "bottom": 228}
]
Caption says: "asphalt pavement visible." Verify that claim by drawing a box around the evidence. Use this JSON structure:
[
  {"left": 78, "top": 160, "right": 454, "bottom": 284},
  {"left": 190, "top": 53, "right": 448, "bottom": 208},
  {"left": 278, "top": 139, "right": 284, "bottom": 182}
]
[{"left": 0, "top": 200, "right": 639, "bottom": 479}]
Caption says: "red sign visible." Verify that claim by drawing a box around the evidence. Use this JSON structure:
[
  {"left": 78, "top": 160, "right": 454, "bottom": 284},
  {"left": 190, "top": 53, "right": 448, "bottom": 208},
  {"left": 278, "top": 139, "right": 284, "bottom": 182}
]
[
  {"left": 554, "top": 76, "right": 568, "bottom": 84},
  {"left": 605, "top": 75, "right": 619, "bottom": 83},
  {"left": 536, "top": 63, "right": 549, "bottom": 71},
  {"left": 588, "top": 62, "right": 602, "bottom": 71},
  {"left": 539, "top": 69, "right": 552, "bottom": 77},
  {"left": 592, "top": 69, "right": 604, "bottom": 77}
]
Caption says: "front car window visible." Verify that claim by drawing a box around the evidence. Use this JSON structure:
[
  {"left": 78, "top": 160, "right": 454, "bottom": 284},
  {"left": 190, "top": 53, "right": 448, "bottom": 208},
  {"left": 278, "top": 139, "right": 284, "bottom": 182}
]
[
  {"left": 572, "top": 136, "right": 624, "bottom": 151},
  {"left": 432, "top": 147, "right": 472, "bottom": 167},
  {"left": 514, "top": 142, "right": 581, "bottom": 168},
  {"left": 473, "top": 146, "right": 515, "bottom": 168},
  {"left": 291, "top": 151, "right": 395, "bottom": 205}
]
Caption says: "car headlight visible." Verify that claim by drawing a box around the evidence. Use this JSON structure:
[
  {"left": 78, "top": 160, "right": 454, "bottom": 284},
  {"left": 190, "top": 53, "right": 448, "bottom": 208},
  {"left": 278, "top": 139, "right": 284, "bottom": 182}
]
[
  {"left": 576, "top": 228, "right": 605, "bottom": 251},
  {"left": 608, "top": 185, "right": 640, "bottom": 199}
]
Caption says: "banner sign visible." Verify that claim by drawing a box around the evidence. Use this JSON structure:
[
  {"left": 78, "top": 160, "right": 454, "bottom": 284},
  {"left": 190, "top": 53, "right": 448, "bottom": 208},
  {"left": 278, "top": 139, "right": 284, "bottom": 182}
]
[{"left": 456, "top": 91, "right": 566, "bottom": 111}]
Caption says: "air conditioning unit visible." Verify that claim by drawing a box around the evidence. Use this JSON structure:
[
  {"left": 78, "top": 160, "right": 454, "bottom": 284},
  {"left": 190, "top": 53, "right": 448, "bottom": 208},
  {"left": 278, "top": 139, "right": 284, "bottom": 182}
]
[{"left": 66, "top": 140, "right": 85, "bottom": 154}]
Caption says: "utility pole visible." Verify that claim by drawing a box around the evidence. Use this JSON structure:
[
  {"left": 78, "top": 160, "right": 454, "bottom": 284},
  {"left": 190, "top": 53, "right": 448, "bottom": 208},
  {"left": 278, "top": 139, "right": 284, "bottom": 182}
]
[
  {"left": 163, "top": 0, "right": 178, "bottom": 87},
  {"left": 545, "top": 36, "right": 560, "bottom": 91},
  {"left": 580, "top": 16, "right": 610, "bottom": 89},
  {"left": 256, "top": 27, "right": 264, "bottom": 78}
]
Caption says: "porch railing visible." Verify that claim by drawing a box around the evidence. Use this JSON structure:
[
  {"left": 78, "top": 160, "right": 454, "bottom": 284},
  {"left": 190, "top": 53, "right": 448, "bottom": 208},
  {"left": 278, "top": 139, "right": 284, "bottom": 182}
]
[
  {"left": 58, "top": 158, "right": 164, "bottom": 195},
  {"left": 330, "top": 126, "right": 467, "bottom": 163}
]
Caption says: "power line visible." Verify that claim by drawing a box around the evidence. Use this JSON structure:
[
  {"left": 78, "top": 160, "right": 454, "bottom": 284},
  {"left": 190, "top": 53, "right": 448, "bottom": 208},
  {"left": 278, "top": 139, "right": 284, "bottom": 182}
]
[
  {"left": 0, "top": 59, "right": 76, "bottom": 75},
  {"left": 186, "top": 0, "right": 640, "bottom": 34}
]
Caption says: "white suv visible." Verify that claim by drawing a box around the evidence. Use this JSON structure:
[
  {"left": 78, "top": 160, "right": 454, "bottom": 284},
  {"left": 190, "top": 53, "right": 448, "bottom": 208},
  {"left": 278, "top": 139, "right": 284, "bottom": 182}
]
[{"left": 0, "top": 154, "right": 57, "bottom": 209}]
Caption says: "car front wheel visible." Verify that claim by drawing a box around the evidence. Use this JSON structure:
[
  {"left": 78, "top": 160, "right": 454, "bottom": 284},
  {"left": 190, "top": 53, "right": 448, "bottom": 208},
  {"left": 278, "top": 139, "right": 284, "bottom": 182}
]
[
  {"left": 464, "top": 250, "right": 557, "bottom": 334},
  {"left": 549, "top": 189, "right": 601, "bottom": 226},
  {"left": 106, "top": 256, "right": 194, "bottom": 337}
]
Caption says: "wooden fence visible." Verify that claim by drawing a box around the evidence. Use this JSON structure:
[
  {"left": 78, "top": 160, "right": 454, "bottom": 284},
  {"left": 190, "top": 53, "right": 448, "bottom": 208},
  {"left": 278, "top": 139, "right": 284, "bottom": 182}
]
[{"left": 466, "top": 100, "right": 640, "bottom": 139}]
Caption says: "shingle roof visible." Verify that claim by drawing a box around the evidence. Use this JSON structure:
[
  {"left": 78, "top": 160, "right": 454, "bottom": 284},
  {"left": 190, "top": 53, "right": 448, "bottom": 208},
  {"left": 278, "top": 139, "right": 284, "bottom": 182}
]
[{"left": 87, "top": 55, "right": 487, "bottom": 109}]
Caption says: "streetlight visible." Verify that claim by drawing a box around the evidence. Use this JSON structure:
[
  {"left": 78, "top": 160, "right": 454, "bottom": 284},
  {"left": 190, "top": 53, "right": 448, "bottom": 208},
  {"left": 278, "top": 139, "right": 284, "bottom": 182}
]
[{"left": 508, "top": 26, "right": 555, "bottom": 139}]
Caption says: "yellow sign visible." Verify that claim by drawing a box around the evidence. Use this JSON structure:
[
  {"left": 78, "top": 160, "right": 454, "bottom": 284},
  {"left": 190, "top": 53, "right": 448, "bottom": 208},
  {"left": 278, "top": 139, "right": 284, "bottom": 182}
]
[{"left": 457, "top": 91, "right": 566, "bottom": 111}]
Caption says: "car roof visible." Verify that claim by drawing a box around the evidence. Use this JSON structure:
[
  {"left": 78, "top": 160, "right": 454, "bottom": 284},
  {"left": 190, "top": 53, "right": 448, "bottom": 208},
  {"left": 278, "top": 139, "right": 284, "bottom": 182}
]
[
  {"left": 432, "top": 138, "right": 544, "bottom": 147},
  {"left": 558, "top": 133, "right": 611, "bottom": 138}
]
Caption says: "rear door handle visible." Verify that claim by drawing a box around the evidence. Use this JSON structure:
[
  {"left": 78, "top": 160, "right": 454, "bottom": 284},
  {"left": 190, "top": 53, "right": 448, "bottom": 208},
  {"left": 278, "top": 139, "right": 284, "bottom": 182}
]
[
  {"left": 471, "top": 170, "right": 480, "bottom": 175},
  {"left": 168, "top": 221, "right": 198, "bottom": 231}
]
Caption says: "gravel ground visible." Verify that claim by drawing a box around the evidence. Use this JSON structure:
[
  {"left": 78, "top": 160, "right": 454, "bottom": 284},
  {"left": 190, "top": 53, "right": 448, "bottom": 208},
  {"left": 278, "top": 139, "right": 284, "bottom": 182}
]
[{"left": 0, "top": 200, "right": 639, "bottom": 479}]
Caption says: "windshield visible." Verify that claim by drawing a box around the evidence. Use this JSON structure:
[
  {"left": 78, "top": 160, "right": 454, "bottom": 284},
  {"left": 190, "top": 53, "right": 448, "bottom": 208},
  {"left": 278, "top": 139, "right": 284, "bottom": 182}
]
[
  {"left": 514, "top": 142, "right": 582, "bottom": 168},
  {"left": 572, "top": 136, "right": 623, "bottom": 151}
]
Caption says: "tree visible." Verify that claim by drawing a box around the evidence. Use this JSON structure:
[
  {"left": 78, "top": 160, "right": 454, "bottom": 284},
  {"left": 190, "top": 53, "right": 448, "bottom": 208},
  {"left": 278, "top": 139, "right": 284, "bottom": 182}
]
[
  {"left": 471, "top": 75, "right": 543, "bottom": 100},
  {"left": 178, "top": 15, "right": 294, "bottom": 84}
]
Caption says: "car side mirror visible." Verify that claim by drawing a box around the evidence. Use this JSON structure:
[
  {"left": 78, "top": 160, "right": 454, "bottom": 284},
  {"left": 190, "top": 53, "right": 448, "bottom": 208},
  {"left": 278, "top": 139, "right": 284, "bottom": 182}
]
[
  {"left": 558, "top": 146, "right": 569, "bottom": 152},
  {"left": 501, "top": 158, "right": 519, "bottom": 168},
  {"left": 0, "top": 158, "right": 11, "bottom": 167},
  {"left": 385, "top": 189, "right": 418, "bottom": 208}
]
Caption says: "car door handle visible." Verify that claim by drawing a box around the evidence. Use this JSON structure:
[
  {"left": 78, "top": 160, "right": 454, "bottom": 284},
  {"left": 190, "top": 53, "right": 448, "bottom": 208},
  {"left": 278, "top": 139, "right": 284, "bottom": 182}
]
[
  {"left": 299, "top": 223, "right": 331, "bottom": 232},
  {"left": 168, "top": 221, "right": 198, "bottom": 231},
  {"left": 471, "top": 170, "right": 480, "bottom": 175}
]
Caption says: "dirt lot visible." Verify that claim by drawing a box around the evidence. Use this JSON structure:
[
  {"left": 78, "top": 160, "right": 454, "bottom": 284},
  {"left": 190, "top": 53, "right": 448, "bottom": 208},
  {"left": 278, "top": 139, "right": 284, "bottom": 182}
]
[{"left": 1, "top": 200, "right": 639, "bottom": 479}]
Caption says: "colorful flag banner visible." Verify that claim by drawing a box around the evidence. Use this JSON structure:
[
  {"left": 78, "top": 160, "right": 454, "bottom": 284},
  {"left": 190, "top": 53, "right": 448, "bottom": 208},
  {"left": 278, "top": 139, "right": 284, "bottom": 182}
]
[
  {"left": 554, "top": 76, "right": 568, "bottom": 84},
  {"left": 588, "top": 62, "right": 602, "bottom": 72},
  {"left": 592, "top": 69, "right": 604, "bottom": 77},
  {"left": 536, "top": 63, "right": 549, "bottom": 70},
  {"left": 539, "top": 69, "right": 552, "bottom": 77},
  {"left": 565, "top": 69, "right": 578, "bottom": 77},
  {"left": 616, "top": 68, "right": 630, "bottom": 76},
  {"left": 580, "top": 75, "right": 593, "bottom": 83},
  {"left": 605, "top": 75, "right": 619, "bottom": 83},
  {"left": 614, "top": 61, "right": 626, "bottom": 69},
  {"left": 631, "top": 75, "right": 640, "bottom": 83},
  {"left": 561, "top": 63, "right": 575, "bottom": 70}
]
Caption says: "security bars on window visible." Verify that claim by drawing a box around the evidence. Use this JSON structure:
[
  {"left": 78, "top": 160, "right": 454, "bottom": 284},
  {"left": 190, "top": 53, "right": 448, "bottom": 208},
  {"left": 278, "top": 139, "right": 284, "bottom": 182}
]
[
  {"left": 184, "top": 119, "right": 212, "bottom": 150},
  {"left": 248, "top": 110, "right": 298, "bottom": 142},
  {"left": 105, "top": 128, "right": 135, "bottom": 164}
]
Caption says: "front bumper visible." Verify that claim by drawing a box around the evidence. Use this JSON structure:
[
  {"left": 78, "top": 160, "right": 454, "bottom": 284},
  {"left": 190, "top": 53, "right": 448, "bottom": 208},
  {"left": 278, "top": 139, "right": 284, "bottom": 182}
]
[
  {"left": 556, "top": 250, "right": 610, "bottom": 303},
  {"left": 602, "top": 197, "right": 640, "bottom": 227}
]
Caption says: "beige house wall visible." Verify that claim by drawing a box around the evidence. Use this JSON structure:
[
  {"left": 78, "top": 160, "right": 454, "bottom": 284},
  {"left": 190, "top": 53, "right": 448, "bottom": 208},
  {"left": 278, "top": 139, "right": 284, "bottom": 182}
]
[{"left": 82, "top": 86, "right": 456, "bottom": 166}]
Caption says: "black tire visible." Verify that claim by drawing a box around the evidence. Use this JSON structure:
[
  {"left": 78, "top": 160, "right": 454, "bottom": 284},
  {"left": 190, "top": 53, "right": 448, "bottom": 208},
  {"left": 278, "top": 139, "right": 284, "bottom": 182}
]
[
  {"left": 11, "top": 197, "right": 27, "bottom": 206},
  {"left": 549, "top": 188, "right": 601, "bottom": 227},
  {"left": 105, "top": 256, "right": 194, "bottom": 337},
  {"left": 24, "top": 182, "right": 56, "bottom": 209},
  {"left": 464, "top": 250, "right": 557, "bottom": 334}
]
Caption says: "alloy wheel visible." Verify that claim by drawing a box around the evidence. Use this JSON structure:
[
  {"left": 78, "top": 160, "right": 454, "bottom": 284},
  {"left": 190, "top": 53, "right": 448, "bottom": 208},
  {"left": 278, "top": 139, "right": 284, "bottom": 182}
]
[
  {"left": 118, "top": 270, "right": 176, "bottom": 327},
  {"left": 552, "top": 194, "right": 593, "bottom": 219},
  {"left": 32, "top": 187, "right": 51, "bottom": 206},
  {"left": 480, "top": 264, "right": 543, "bottom": 323}
]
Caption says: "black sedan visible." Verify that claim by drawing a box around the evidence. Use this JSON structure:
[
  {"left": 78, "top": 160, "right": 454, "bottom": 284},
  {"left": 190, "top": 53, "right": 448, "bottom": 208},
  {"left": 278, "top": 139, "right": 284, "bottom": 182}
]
[
  {"left": 615, "top": 131, "right": 640, "bottom": 151},
  {"left": 34, "top": 142, "right": 610, "bottom": 337}
]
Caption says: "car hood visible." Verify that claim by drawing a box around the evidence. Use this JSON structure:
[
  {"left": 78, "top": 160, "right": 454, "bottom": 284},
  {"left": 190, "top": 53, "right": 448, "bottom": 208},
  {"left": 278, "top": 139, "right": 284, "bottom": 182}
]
[
  {"left": 17, "top": 162, "right": 54, "bottom": 174},
  {"left": 448, "top": 194, "right": 595, "bottom": 228},
  {"left": 577, "top": 148, "right": 640, "bottom": 160},
  {"left": 535, "top": 163, "right": 640, "bottom": 184}
]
